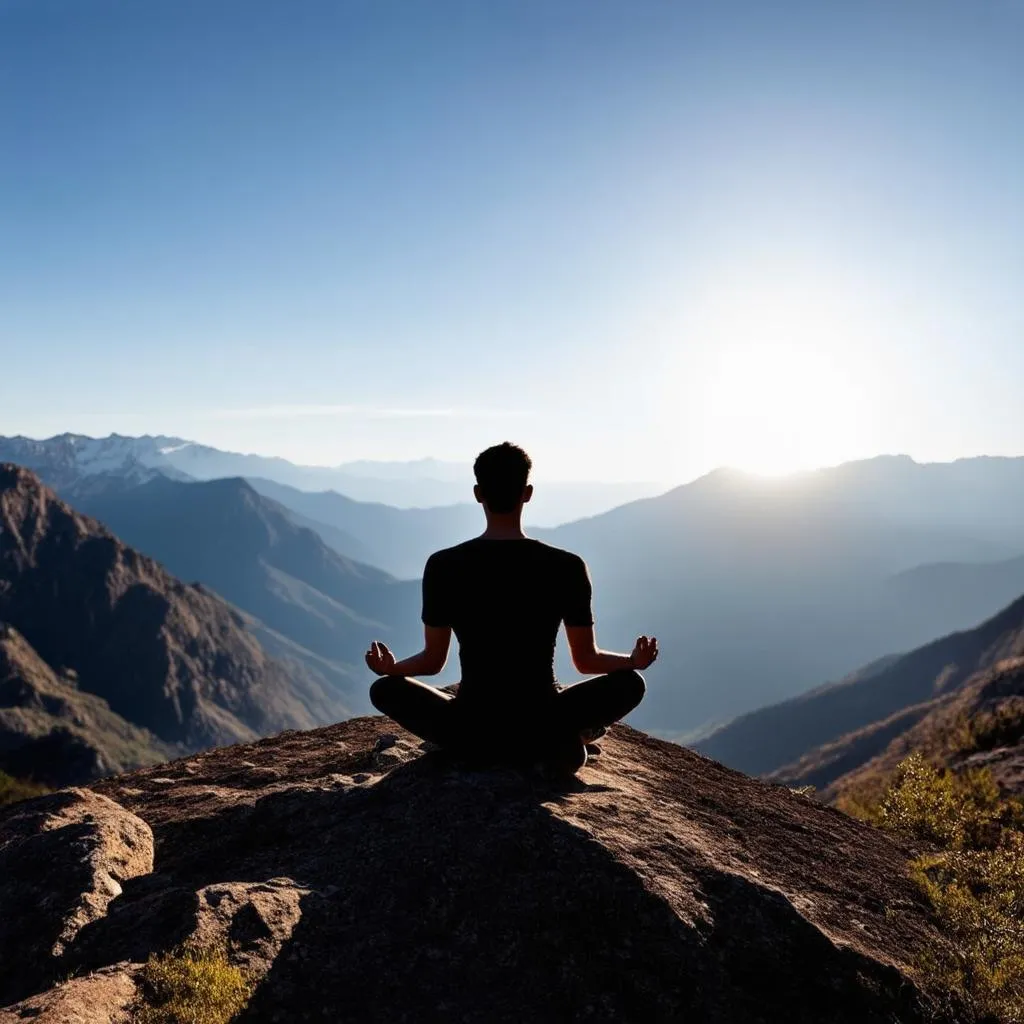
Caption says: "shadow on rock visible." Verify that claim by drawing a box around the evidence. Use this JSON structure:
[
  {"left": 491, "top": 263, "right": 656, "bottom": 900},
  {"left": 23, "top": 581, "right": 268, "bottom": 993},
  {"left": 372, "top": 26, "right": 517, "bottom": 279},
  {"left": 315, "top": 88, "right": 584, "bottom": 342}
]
[{"left": 80, "top": 753, "right": 932, "bottom": 1024}]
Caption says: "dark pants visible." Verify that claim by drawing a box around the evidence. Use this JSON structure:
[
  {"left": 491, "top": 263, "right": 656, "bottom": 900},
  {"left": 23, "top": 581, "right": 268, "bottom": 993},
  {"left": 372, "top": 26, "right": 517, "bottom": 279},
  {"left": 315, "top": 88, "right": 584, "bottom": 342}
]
[{"left": 369, "top": 670, "right": 645, "bottom": 768}]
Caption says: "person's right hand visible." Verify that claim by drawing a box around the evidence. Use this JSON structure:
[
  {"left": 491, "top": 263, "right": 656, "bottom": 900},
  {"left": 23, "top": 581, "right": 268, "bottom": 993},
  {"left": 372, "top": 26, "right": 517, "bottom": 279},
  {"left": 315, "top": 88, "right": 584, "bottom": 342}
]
[
  {"left": 365, "top": 640, "right": 396, "bottom": 676},
  {"left": 629, "top": 635, "right": 659, "bottom": 670}
]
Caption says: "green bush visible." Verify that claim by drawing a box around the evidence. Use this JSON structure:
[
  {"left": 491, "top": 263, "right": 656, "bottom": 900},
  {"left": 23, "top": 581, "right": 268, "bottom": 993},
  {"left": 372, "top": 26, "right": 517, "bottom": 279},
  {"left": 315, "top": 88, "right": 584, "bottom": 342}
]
[
  {"left": 875, "top": 752, "right": 1015, "bottom": 849},
  {"left": 867, "top": 753, "right": 1024, "bottom": 1022},
  {"left": 134, "top": 946, "right": 251, "bottom": 1024},
  {"left": 912, "top": 834, "right": 1024, "bottom": 1023},
  {"left": 0, "top": 771, "right": 49, "bottom": 807}
]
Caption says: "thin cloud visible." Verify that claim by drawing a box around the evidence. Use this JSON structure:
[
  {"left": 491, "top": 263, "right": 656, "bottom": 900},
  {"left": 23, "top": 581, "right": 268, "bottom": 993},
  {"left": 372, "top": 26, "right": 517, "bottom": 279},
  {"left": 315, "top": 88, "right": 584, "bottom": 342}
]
[{"left": 203, "top": 404, "right": 533, "bottom": 421}]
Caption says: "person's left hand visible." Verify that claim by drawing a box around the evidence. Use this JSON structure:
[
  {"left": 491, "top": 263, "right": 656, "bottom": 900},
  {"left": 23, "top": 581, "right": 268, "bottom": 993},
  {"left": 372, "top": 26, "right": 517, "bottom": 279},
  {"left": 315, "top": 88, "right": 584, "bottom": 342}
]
[
  {"left": 365, "top": 640, "right": 396, "bottom": 676},
  {"left": 629, "top": 635, "right": 659, "bottom": 670}
]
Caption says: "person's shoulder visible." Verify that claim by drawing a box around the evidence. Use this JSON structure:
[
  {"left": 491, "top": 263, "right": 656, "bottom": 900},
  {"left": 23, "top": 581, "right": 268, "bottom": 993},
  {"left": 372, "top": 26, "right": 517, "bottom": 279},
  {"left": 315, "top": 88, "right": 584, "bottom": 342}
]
[
  {"left": 528, "top": 539, "right": 588, "bottom": 570},
  {"left": 424, "top": 538, "right": 480, "bottom": 567}
]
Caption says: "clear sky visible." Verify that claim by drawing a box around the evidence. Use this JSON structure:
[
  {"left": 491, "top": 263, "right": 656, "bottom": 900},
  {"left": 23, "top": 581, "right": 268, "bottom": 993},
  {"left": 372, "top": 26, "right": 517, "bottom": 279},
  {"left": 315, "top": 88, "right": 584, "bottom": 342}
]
[{"left": 1, "top": 0, "right": 1021, "bottom": 482}]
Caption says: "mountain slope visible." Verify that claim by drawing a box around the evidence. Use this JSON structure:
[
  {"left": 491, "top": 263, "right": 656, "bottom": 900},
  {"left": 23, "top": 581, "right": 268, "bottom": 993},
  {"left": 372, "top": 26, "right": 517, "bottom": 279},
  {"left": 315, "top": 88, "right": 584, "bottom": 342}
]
[
  {"left": 0, "top": 464, "right": 344, "bottom": 749},
  {"left": 882, "top": 555, "right": 1024, "bottom": 638},
  {"left": 66, "top": 475, "right": 420, "bottom": 678},
  {"left": 247, "top": 476, "right": 481, "bottom": 578},
  {"left": 545, "top": 459, "right": 1023, "bottom": 735},
  {"left": 0, "top": 624, "right": 171, "bottom": 786},
  {"left": 814, "top": 657, "right": 1024, "bottom": 802},
  {"left": 700, "top": 592, "right": 1024, "bottom": 779},
  {"left": 1, "top": 718, "right": 957, "bottom": 1021}
]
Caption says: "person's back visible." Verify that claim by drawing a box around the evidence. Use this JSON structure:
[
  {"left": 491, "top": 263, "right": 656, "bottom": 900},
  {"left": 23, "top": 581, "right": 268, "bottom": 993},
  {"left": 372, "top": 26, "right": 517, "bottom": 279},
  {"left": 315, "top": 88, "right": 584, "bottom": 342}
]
[
  {"left": 366, "top": 441, "right": 657, "bottom": 775},
  {"left": 422, "top": 537, "right": 593, "bottom": 718}
]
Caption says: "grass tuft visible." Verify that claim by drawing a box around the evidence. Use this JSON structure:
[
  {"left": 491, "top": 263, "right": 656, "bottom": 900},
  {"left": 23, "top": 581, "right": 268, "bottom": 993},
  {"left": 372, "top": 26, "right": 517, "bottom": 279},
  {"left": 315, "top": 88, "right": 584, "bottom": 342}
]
[{"left": 134, "top": 946, "right": 251, "bottom": 1024}]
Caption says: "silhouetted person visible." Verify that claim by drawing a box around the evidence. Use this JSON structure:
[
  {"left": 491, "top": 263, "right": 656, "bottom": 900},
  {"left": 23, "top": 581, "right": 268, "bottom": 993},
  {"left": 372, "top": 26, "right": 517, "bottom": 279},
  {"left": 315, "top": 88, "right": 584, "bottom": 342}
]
[{"left": 367, "top": 442, "right": 657, "bottom": 774}]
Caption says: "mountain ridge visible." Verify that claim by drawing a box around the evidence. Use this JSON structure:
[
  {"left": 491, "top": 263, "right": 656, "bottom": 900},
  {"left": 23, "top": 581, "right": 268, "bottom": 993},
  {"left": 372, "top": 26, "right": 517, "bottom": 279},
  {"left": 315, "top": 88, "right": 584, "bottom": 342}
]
[
  {"left": 700, "top": 591, "right": 1024, "bottom": 785},
  {"left": 0, "top": 433, "right": 661, "bottom": 522},
  {"left": 0, "top": 463, "right": 347, "bottom": 755},
  {"left": 65, "top": 474, "right": 420, "bottom": 693},
  {"left": 0, "top": 623, "right": 171, "bottom": 786}
]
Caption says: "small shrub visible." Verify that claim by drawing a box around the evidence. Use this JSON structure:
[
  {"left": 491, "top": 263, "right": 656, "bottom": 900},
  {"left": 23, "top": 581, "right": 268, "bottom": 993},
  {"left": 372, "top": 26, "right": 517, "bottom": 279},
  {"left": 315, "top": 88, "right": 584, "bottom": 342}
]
[
  {"left": 875, "top": 752, "right": 1009, "bottom": 849},
  {"left": 868, "top": 753, "right": 1024, "bottom": 1023},
  {"left": 911, "top": 833, "right": 1024, "bottom": 1023},
  {"left": 134, "top": 946, "right": 251, "bottom": 1024},
  {"left": 0, "top": 771, "right": 49, "bottom": 807}
]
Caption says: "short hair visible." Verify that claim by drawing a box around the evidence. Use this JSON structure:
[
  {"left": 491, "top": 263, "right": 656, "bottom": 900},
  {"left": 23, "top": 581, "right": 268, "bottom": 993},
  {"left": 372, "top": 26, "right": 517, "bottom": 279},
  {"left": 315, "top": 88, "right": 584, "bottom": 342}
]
[{"left": 473, "top": 442, "right": 532, "bottom": 513}]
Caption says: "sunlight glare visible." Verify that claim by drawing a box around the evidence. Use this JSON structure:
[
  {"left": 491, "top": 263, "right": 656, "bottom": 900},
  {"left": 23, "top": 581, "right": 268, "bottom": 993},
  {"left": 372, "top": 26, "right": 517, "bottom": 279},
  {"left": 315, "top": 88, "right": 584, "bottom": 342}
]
[{"left": 687, "top": 271, "right": 872, "bottom": 476}]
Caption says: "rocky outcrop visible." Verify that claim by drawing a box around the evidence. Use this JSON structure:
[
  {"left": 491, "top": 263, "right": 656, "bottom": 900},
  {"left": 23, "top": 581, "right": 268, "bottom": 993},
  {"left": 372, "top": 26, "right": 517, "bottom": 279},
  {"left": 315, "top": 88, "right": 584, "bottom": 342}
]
[
  {"left": 0, "top": 717, "right": 959, "bottom": 1022},
  {"left": 0, "top": 967, "right": 138, "bottom": 1024},
  {"left": 0, "top": 463, "right": 345, "bottom": 753},
  {"left": 0, "top": 788, "right": 153, "bottom": 1005}
]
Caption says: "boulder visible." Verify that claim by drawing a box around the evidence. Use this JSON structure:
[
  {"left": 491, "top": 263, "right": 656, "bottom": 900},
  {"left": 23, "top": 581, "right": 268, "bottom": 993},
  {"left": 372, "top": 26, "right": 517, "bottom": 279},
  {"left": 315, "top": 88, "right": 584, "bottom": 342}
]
[
  {"left": 0, "top": 967, "right": 137, "bottom": 1024},
  {"left": 0, "top": 788, "right": 152, "bottom": 1004},
  {"left": 3, "top": 716, "right": 956, "bottom": 1021}
]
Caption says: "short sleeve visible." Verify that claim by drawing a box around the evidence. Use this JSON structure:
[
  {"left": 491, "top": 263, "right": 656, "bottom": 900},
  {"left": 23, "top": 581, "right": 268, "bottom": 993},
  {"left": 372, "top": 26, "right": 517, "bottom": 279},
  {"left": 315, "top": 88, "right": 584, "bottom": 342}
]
[
  {"left": 421, "top": 553, "right": 451, "bottom": 627},
  {"left": 562, "top": 554, "right": 594, "bottom": 627}
]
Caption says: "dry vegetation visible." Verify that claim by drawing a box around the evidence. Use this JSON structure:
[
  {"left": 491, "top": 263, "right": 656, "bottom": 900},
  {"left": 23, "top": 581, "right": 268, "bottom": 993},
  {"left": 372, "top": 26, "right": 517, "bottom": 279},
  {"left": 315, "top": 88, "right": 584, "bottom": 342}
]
[
  {"left": 133, "top": 946, "right": 251, "bottom": 1024},
  {"left": 0, "top": 770, "right": 48, "bottom": 807},
  {"left": 847, "top": 753, "right": 1024, "bottom": 1023}
]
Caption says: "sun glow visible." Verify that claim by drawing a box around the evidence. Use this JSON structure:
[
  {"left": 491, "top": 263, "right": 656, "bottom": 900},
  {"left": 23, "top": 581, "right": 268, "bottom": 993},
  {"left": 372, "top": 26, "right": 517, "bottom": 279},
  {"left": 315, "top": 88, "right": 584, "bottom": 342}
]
[
  {"left": 684, "top": 269, "right": 875, "bottom": 476},
  {"left": 707, "top": 340, "right": 867, "bottom": 475}
]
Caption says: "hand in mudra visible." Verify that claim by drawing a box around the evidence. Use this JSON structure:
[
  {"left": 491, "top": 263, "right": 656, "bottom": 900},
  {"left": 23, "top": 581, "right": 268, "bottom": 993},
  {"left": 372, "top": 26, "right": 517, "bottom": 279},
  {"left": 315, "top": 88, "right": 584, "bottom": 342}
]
[
  {"left": 630, "top": 635, "right": 658, "bottom": 670},
  {"left": 365, "top": 640, "right": 396, "bottom": 676}
]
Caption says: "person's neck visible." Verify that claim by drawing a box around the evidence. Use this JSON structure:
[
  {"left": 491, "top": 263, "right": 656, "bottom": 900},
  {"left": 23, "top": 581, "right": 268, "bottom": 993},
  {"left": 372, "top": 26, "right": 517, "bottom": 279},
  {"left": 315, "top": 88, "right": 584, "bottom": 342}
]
[{"left": 479, "top": 511, "right": 527, "bottom": 540}]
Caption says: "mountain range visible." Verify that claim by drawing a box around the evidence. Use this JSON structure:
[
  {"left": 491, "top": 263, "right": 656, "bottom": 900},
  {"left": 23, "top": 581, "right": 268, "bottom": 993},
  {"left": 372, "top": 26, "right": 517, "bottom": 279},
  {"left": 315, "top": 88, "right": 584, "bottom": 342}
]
[
  {"left": 0, "top": 464, "right": 354, "bottom": 784},
  {"left": 6, "top": 432, "right": 1024, "bottom": 742},
  {"left": 546, "top": 457, "right": 1024, "bottom": 734},
  {"left": 0, "top": 433, "right": 660, "bottom": 524}
]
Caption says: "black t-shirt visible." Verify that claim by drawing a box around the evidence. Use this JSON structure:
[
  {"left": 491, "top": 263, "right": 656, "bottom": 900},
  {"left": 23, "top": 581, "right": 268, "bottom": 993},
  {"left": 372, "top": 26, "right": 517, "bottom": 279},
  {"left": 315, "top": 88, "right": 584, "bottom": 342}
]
[{"left": 422, "top": 537, "right": 594, "bottom": 713}]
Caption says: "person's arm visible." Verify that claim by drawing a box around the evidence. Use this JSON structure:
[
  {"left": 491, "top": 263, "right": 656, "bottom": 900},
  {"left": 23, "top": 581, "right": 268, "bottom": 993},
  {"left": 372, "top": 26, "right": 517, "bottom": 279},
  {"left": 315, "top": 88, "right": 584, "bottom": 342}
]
[
  {"left": 562, "top": 554, "right": 657, "bottom": 674},
  {"left": 565, "top": 626, "right": 658, "bottom": 675},
  {"left": 365, "top": 551, "right": 453, "bottom": 677},
  {"left": 364, "top": 627, "right": 452, "bottom": 677}
]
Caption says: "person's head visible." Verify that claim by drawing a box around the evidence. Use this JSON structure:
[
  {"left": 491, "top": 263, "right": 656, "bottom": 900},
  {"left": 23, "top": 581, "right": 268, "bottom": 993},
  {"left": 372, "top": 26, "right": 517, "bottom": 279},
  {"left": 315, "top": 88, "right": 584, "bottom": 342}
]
[{"left": 473, "top": 442, "right": 533, "bottom": 514}]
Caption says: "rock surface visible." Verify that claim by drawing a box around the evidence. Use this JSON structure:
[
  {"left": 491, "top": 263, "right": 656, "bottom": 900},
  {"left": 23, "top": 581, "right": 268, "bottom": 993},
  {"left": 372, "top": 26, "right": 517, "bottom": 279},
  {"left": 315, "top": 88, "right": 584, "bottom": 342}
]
[
  {"left": 0, "top": 788, "right": 153, "bottom": 1005},
  {"left": 0, "top": 967, "right": 137, "bottom": 1024},
  {"left": 3, "top": 717, "right": 958, "bottom": 1022}
]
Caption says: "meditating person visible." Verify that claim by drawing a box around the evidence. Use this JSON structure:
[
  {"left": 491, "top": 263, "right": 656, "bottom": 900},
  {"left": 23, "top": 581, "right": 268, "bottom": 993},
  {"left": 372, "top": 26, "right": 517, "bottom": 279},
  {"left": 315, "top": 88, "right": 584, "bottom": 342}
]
[{"left": 366, "top": 441, "right": 657, "bottom": 774}]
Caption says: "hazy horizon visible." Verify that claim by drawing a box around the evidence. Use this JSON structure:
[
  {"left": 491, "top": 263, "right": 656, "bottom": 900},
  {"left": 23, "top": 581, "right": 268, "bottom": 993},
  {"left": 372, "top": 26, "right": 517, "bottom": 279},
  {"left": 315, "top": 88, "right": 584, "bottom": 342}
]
[{"left": 5, "top": 427, "right": 1024, "bottom": 490}]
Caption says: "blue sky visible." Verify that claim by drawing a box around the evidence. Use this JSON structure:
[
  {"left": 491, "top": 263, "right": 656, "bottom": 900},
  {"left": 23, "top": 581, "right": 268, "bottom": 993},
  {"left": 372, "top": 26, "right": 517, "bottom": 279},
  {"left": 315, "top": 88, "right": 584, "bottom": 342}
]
[{"left": 1, "top": 0, "right": 1021, "bottom": 481}]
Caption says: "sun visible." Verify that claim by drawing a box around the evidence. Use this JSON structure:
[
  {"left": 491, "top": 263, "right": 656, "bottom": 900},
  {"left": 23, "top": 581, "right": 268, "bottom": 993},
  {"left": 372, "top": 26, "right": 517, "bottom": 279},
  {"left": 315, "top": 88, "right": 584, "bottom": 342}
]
[
  {"left": 689, "top": 274, "right": 872, "bottom": 476},
  {"left": 706, "top": 342, "right": 863, "bottom": 475}
]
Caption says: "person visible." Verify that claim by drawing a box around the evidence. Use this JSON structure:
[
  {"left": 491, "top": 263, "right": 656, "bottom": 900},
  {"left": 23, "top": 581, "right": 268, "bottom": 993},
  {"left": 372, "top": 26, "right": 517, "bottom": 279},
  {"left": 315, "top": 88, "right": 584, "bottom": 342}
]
[{"left": 366, "top": 442, "right": 657, "bottom": 774}]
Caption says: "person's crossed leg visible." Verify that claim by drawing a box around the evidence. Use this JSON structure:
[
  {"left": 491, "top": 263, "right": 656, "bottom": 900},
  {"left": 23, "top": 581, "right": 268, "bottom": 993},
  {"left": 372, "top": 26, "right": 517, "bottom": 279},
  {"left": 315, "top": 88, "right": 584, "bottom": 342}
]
[{"left": 369, "top": 669, "right": 646, "bottom": 774}]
